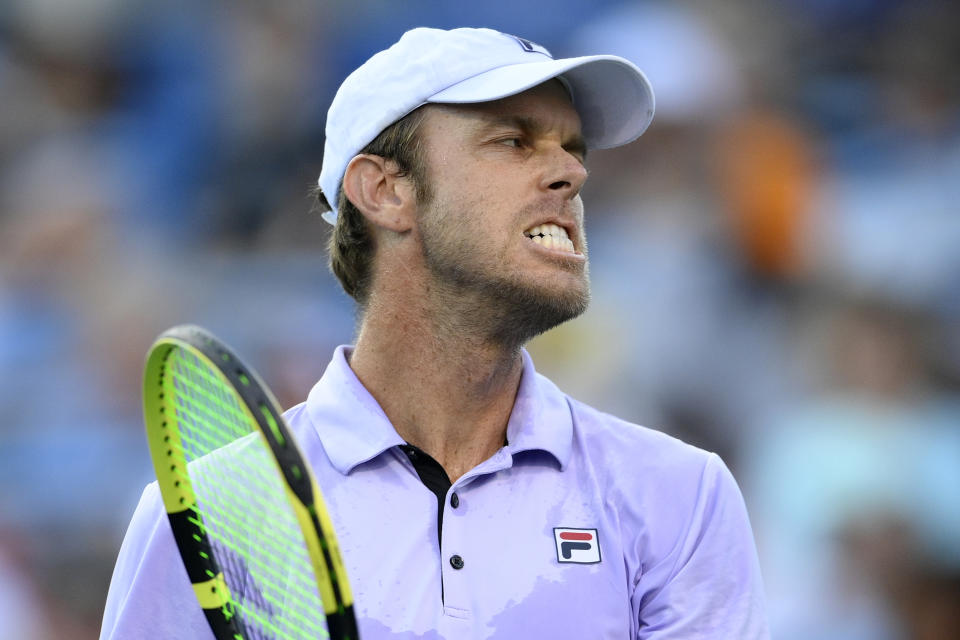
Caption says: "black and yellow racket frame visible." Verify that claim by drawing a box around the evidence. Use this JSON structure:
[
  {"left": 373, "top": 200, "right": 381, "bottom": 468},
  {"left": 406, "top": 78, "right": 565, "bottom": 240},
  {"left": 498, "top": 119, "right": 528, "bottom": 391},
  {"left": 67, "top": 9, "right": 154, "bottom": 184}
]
[{"left": 143, "top": 325, "right": 358, "bottom": 640}]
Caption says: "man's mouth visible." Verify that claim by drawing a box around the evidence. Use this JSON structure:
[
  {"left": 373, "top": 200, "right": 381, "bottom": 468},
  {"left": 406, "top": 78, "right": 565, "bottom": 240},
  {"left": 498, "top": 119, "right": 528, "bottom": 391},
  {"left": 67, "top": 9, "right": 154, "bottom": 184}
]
[{"left": 523, "top": 223, "right": 579, "bottom": 254}]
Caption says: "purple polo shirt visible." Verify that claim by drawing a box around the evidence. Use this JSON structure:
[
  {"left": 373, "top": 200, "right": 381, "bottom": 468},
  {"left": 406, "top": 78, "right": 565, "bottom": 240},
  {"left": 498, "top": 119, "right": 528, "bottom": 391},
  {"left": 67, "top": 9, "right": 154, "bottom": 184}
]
[{"left": 101, "top": 347, "right": 768, "bottom": 639}]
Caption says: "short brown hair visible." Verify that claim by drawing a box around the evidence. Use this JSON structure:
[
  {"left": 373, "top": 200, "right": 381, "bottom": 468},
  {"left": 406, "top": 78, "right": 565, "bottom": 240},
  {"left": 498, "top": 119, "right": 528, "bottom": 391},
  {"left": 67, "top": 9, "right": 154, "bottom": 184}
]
[{"left": 316, "top": 108, "right": 429, "bottom": 307}]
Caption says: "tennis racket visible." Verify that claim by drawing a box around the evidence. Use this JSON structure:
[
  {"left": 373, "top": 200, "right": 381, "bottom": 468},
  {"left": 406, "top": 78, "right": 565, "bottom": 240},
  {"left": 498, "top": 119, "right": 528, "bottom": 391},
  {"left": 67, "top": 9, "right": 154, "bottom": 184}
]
[{"left": 143, "top": 324, "right": 358, "bottom": 640}]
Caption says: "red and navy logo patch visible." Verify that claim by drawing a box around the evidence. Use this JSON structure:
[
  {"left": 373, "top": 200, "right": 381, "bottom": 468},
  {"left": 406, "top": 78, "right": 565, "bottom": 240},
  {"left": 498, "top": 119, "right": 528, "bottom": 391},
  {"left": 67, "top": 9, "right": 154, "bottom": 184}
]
[{"left": 553, "top": 527, "right": 601, "bottom": 564}]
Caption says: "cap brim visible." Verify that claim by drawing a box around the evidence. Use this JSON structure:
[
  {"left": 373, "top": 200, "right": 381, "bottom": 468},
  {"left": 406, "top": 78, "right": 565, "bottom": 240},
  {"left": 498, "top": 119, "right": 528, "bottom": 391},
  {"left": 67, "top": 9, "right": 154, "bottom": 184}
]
[{"left": 428, "top": 55, "right": 655, "bottom": 149}]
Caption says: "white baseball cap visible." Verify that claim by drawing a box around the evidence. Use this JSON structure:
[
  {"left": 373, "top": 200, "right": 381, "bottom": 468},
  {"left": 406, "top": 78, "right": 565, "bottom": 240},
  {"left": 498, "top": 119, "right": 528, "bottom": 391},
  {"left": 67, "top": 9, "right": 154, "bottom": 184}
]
[{"left": 318, "top": 27, "right": 655, "bottom": 223}]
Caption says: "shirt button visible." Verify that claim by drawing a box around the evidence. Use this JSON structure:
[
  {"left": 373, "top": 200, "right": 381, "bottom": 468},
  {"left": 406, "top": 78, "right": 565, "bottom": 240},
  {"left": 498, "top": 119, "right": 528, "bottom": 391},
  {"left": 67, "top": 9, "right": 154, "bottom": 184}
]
[
  {"left": 450, "top": 493, "right": 460, "bottom": 508},
  {"left": 449, "top": 554, "right": 464, "bottom": 570}
]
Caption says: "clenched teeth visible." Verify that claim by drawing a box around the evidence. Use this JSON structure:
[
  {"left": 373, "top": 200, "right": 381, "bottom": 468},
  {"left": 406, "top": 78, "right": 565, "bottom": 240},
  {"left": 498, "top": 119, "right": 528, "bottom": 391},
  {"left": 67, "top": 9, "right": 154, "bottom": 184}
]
[{"left": 524, "top": 223, "right": 577, "bottom": 253}]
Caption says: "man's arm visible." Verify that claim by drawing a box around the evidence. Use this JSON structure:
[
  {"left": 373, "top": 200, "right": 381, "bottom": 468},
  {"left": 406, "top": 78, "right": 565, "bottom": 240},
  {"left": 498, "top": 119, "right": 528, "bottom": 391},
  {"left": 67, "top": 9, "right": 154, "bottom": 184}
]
[
  {"left": 99, "top": 483, "right": 214, "bottom": 640},
  {"left": 632, "top": 454, "right": 769, "bottom": 638}
]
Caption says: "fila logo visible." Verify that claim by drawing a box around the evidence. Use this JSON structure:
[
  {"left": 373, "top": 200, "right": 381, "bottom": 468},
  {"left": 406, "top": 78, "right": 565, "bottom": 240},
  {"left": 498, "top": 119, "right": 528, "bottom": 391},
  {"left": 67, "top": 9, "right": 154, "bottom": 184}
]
[
  {"left": 553, "top": 527, "right": 601, "bottom": 564},
  {"left": 504, "top": 33, "right": 553, "bottom": 58}
]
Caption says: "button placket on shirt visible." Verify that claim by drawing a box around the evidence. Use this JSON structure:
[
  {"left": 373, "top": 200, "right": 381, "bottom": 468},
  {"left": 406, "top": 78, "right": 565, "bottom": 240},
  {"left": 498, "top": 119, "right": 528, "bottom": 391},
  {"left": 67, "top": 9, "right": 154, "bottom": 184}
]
[
  {"left": 440, "top": 479, "right": 470, "bottom": 618},
  {"left": 445, "top": 490, "right": 462, "bottom": 569},
  {"left": 440, "top": 449, "right": 513, "bottom": 618}
]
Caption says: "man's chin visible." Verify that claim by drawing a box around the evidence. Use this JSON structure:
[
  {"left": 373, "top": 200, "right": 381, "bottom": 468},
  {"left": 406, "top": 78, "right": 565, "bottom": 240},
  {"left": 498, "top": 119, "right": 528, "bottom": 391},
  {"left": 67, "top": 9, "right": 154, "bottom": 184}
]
[{"left": 486, "top": 281, "right": 590, "bottom": 348}]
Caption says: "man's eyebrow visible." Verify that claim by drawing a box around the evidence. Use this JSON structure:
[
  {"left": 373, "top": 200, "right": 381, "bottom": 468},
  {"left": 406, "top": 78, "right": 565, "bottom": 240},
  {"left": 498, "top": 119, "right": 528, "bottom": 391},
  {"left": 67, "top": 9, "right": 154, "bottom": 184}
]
[{"left": 475, "top": 113, "right": 588, "bottom": 159}]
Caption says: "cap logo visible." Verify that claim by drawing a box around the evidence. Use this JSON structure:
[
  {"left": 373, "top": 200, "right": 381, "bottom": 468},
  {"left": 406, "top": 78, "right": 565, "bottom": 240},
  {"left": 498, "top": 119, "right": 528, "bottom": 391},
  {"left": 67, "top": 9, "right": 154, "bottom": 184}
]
[
  {"left": 505, "top": 34, "right": 552, "bottom": 58},
  {"left": 553, "top": 527, "right": 601, "bottom": 564}
]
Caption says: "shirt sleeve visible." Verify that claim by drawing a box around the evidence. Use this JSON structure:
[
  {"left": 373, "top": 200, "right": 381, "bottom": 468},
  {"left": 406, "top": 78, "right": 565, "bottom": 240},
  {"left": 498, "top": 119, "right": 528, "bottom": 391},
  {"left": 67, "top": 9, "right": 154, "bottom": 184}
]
[
  {"left": 99, "top": 482, "right": 215, "bottom": 640},
  {"left": 632, "top": 453, "right": 769, "bottom": 639}
]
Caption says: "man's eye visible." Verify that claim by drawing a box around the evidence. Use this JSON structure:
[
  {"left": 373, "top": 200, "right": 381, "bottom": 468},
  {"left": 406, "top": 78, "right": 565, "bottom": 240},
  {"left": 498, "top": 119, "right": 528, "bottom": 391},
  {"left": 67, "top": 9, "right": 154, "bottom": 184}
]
[{"left": 500, "top": 138, "right": 522, "bottom": 148}]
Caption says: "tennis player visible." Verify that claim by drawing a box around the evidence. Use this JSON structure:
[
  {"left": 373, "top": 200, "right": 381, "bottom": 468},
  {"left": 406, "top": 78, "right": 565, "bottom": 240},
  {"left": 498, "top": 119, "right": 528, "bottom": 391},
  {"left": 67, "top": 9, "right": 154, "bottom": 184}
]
[{"left": 102, "top": 27, "right": 768, "bottom": 639}]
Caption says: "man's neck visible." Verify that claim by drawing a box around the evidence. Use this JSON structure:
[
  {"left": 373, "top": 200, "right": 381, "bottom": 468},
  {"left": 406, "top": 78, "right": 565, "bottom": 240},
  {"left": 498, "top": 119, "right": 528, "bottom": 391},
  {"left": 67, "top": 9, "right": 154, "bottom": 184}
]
[{"left": 348, "top": 302, "right": 523, "bottom": 483}]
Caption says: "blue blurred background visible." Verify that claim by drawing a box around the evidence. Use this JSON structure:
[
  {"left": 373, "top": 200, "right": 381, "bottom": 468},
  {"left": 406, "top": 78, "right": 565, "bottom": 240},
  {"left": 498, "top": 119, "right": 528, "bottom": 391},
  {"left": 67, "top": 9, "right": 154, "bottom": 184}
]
[{"left": 1, "top": 1, "right": 958, "bottom": 638}]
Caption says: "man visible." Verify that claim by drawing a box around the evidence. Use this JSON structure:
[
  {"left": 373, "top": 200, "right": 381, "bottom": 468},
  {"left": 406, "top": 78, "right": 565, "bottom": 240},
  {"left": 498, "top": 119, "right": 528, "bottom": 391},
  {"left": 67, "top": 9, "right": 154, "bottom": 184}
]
[{"left": 101, "top": 27, "right": 768, "bottom": 639}]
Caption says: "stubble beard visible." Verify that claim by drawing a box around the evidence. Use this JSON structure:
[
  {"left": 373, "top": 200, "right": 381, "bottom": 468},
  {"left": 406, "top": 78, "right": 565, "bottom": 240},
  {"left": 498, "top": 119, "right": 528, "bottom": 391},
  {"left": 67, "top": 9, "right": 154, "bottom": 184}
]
[{"left": 418, "top": 198, "right": 591, "bottom": 350}]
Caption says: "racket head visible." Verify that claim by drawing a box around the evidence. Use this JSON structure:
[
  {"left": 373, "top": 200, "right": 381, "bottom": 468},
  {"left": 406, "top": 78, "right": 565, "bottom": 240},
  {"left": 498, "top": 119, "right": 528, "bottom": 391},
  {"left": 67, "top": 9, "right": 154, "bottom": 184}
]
[{"left": 143, "top": 324, "right": 357, "bottom": 640}]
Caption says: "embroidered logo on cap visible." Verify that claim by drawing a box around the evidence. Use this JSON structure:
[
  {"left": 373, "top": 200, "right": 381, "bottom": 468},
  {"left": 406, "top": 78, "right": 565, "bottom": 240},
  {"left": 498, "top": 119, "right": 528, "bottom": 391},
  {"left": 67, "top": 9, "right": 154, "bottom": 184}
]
[
  {"left": 504, "top": 33, "right": 552, "bottom": 58},
  {"left": 554, "top": 527, "right": 601, "bottom": 564}
]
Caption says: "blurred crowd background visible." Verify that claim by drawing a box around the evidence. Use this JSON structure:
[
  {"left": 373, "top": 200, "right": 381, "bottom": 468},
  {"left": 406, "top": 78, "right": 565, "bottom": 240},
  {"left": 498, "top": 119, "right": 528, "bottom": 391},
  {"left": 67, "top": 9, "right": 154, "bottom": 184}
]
[{"left": 1, "top": 0, "right": 958, "bottom": 638}]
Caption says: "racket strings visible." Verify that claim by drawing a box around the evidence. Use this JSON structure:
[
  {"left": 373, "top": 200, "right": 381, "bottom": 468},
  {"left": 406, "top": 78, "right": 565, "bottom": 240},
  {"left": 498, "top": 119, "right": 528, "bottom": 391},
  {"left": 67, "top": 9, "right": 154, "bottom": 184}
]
[
  {"left": 171, "top": 385, "right": 323, "bottom": 637},
  {"left": 165, "top": 349, "right": 330, "bottom": 639}
]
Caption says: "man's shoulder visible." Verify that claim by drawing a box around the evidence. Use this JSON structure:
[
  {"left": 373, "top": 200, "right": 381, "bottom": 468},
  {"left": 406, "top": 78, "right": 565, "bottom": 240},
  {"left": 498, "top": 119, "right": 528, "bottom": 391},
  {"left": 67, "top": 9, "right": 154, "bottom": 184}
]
[
  {"left": 564, "top": 392, "right": 717, "bottom": 479},
  {"left": 558, "top": 392, "right": 753, "bottom": 572},
  {"left": 283, "top": 400, "right": 309, "bottom": 426}
]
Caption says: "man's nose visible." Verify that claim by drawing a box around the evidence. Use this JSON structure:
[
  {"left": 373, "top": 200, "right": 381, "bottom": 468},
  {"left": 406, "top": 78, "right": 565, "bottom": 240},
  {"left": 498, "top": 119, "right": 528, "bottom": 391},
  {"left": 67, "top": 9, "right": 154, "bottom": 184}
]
[{"left": 540, "top": 147, "right": 588, "bottom": 198}]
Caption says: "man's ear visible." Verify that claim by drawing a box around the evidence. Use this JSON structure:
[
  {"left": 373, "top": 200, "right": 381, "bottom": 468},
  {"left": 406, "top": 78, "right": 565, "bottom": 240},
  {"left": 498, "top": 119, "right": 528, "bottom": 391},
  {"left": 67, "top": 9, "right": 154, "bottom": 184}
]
[{"left": 341, "top": 154, "right": 415, "bottom": 233}]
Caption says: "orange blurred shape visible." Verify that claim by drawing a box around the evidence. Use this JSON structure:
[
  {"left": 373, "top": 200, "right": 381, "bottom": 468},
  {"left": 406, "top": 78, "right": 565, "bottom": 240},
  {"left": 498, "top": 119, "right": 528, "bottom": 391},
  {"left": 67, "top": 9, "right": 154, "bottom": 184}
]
[{"left": 715, "top": 111, "right": 817, "bottom": 279}]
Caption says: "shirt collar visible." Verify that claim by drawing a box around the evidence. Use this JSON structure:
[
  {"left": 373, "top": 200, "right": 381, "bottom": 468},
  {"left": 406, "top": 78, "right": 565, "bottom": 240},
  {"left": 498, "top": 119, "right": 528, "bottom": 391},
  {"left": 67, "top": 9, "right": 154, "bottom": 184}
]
[
  {"left": 304, "top": 346, "right": 573, "bottom": 474},
  {"left": 305, "top": 346, "right": 405, "bottom": 474},
  {"left": 505, "top": 349, "right": 573, "bottom": 470}
]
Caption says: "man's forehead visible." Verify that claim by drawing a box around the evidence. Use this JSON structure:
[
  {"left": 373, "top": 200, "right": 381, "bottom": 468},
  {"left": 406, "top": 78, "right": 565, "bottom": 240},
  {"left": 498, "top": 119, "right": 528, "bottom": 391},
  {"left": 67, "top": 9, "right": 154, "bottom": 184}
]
[
  {"left": 430, "top": 80, "right": 583, "bottom": 133},
  {"left": 468, "top": 79, "right": 573, "bottom": 112}
]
